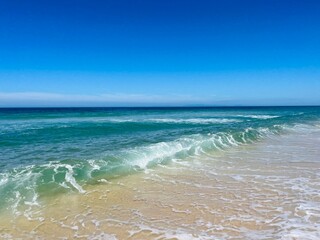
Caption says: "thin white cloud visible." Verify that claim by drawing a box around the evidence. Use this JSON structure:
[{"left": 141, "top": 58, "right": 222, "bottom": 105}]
[
  {"left": 0, "top": 92, "right": 218, "bottom": 107},
  {"left": 1, "top": 92, "right": 317, "bottom": 107}
]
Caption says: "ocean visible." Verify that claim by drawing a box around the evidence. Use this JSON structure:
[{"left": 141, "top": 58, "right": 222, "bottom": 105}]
[{"left": 0, "top": 107, "right": 320, "bottom": 239}]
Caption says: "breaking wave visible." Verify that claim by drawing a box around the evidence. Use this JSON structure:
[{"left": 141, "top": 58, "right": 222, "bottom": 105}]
[{"left": 0, "top": 122, "right": 310, "bottom": 213}]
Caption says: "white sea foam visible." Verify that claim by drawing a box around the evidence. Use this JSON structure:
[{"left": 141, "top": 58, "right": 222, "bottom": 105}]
[
  {"left": 85, "top": 117, "right": 240, "bottom": 124},
  {"left": 0, "top": 233, "right": 13, "bottom": 239},
  {"left": 24, "top": 192, "right": 39, "bottom": 207},
  {"left": 147, "top": 118, "right": 240, "bottom": 124},
  {"left": 280, "top": 230, "right": 320, "bottom": 240},
  {"left": 111, "top": 126, "right": 279, "bottom": 170},
  {"left": 237, "top": 114, "right": 280, "bottom": 119},
  {"left": 64, "top": 165, "right": 85, "bottom": 193},
  {"left": 87, "top": 233, "right": 118, "bottom": 240},
  {"left": 0, "top": 173, "right": 9, "bottom": 186}
]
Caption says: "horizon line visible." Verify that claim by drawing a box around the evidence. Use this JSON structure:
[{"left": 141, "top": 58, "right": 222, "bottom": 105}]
[{"left": 1, "top": 105, "right": 320, "bottom": 109}]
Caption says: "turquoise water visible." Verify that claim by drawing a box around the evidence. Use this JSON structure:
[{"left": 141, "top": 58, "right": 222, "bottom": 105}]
[{"left": 0, "top": 107, "right": 320, "bottom": 210}]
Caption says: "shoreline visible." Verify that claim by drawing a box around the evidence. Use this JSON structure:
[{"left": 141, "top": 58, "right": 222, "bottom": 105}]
[{"left": 1, "top": 129, "right": 320, "bottom": 239}]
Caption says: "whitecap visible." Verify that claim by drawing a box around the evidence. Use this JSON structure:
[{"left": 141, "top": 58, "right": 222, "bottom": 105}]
[
  {"left": 237, "top": 114, "right": 280, "bottom": 119},
  {"left": 148, "top": 118, "right": 240, "bottom": 124}
]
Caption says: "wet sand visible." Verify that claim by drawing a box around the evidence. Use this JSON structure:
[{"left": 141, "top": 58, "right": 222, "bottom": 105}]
[{"left": 1, "top": 129, "right": 320, "bottom": 239}]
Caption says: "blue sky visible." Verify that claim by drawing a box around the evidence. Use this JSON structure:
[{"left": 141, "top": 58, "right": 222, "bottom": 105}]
[{"left": 0, "top": 0, "right": 320, "bottom": 106}]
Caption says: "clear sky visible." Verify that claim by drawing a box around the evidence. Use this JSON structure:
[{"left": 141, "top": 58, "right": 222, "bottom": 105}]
[{"left": 0, "top": 0, "right": 320, "bottom": 107}]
